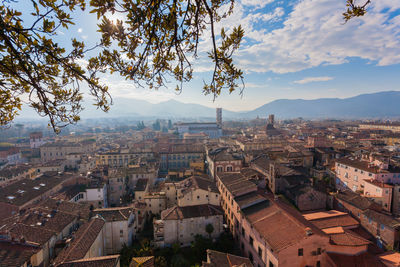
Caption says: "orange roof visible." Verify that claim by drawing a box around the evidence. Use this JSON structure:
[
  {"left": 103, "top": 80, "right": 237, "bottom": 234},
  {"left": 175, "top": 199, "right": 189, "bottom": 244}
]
[
  {"left": 379, "top": 251, "right": 400, "bottom": 266},
  {"left": 323, "top": 226, "right": 345, "bottom": 234},
  {"left": 303, "top": 210, "right": 347, "bottom": 221}
]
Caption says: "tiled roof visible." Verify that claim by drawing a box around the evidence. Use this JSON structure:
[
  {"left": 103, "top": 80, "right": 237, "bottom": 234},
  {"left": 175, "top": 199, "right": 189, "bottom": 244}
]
[
  {"left": 336, "top": 190, "right": 380, "bottom": 211},
  {"left": 93, "top": 207, "right": 134, "bottom": 222},
  {"left": 234, "top": 192, "right": 267, "bottom": 210},
  {"left": 363, "top": 209, "right": 400, "bottom": 229},
  {"left": 161, "top": 204, "right": 223, "bottom": 220},
  {"left": 38, "top": 198, "right": 91, "bottom": 221},
  {"left": 307, "top": 214, "right": 359, "bottom": 230},
  {"left": 0, "top": 241, "right": 40, "bottom": 267},
  {"left": 330, "top": 230, "right": 371, "bottom": 247},
  {"left": 5, "top": 223, "right": 56, "bottom": 245},
  {"left": 217, "top": 173, "right": 257, "bottom": 197},
  {"left": 202, "top": 249, "right": 253, "bottom": 267},
  {"left": 378, "top": 252, "right": 400, "bottom": 267},
  {"left": 54, "top": 217, "right": 105, "bottom": 265},
  {"left": 0, "top": 173, "right": 70, "bottom": 207},
  {"left": 243, "top": 199, "right": 327, "bottom": 252},
  {"left": 56, "top": 255, "right": 120, "bottom": 267}
]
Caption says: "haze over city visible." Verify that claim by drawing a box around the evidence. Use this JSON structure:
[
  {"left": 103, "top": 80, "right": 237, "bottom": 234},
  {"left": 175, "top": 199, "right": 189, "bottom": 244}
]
[{"left": 1, "top": 1, "right": 400, "bottom": 267}]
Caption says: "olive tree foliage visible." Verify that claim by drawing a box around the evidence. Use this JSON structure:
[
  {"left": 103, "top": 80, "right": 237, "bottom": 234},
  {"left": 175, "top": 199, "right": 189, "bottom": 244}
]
[
  {"left": 0, "top": 0, "right": 244, "bottom": 132},
  {"left": 343, "top": 0, "right": 371, "bottom": 22}
]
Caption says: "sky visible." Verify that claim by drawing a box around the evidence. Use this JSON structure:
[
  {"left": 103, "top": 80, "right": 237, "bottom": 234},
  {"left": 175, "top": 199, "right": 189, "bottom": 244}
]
[{"left": 15, "top": 0, "right": 400, "bottom": 112}]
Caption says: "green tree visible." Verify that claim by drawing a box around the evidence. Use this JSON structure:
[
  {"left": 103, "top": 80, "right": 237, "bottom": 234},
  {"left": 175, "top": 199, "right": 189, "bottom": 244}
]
[
  {"left": 205, "top": 223, "right": 214, "bottom": 238},
  {"left": 0, "top": 0, "right": 244, "bottom": 132}
]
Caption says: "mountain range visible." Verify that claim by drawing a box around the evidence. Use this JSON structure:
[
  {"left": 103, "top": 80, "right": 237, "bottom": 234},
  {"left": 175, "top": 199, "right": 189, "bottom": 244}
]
[{"left": 17, "top": 91, "right": 400, "bottom": 120}]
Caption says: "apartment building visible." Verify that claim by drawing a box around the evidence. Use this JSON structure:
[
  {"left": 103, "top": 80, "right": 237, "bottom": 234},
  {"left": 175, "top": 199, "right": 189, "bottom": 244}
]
[
  {"left": 335, "top": 157, "right": 400, "bottom": 192},
  {"left": 162, "top": 175, "right": 220, "bottom": 208},
  {"left": 93, "top": 207, "right": 136, "bottom": 254},
  {"left": 153, "top": 204, "right": 223, "bottom": 247}
]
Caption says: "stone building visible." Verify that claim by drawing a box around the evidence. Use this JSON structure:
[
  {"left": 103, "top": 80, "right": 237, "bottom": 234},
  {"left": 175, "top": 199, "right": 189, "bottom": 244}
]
[{"left": 153, "top": 204, "right": 223, "bottom": 247}]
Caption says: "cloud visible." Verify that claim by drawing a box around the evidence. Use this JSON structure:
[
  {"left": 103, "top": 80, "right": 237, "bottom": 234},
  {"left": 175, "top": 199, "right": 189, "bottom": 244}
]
[
  {"left": 294, "top": 76, "right": 334, "bottom": 84},
  {"left": 102, "top": 78, "right": 176, "bottom": 103},
  {"left": 77, "top": 28, "right": 83, "bottom": 33},
  {"left": 241, "top": 0, "right": 274, "bottom": 9},
  {"left": 233, "top": 0, "right": 400, "bottom": 74}
]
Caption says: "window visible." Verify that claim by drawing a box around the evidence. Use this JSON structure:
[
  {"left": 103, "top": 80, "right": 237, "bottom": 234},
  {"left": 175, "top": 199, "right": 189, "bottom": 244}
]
[
  {"left": 352, "top": 185, "right": 357, "bottom": 191},
  {"left": 317, "top": 261, "right": 321, "bottom": 267},
  {"left": 248, "top": 252, "right": 253, "bottom": 263},
  {"left": 344, "top": 172, "right": 349, "bottom": 178},
  {"left": 120, "top": 230, "right": 123, "bottom": 237},
  {"left": 242, "top": 227, "right": 245, "bottom": 237},
  {"left": 249, "top": 236, "right": 254, "bottom": 247},
  {"left": 258, "top": 247, "right": 262, "bottom": 257},
  {"left": 227, "top": 166, "right": 233, "bottom": 172},
  {"left": 298, "top": 248, "right": 303, "bottom": 256},
  {"left": 381, "top": 224, "right": 385, "bottom": 230},
  {"left": 317, "top": 248, "right": 321, "bottom": 255},
  {"left": 269, "top": 261, "right": 274, "bottom": 267},
  {"left": 354, "top": 175, "right": 358, "bottom": 181}
]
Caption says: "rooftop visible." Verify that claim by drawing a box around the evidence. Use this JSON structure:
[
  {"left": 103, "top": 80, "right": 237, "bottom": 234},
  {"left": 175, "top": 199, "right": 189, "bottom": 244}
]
[
  {"left": 54, "top": 217, "right": 105, "bottom": 265},
  {"left": 0, "top": 173, "right": 71, "bottom": 207},
  {"left": 161, "top": 204, "right": 223, "bottom": 220}
]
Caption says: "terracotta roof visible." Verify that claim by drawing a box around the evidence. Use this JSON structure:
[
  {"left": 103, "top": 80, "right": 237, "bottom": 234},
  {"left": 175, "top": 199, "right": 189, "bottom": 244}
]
[
  {"left": 202, "top": 249, "right": 253, "bottom": 267},
  {"left": 56, "top": 255, "right": 120, "bottom": 267},
  {"left": 330, "top": 230, "right": 371, "bottom": 247},
  {"left": 38, "top": 198, "right": 91, "bottom": 221},
  {"left": 336, "top": 158, "right": 387, "bottom": 174},
  {"left": 234, "top": 192, "right": 267, "bottom": 210},
  {"left": 336, "top": 190, "right": 380, "bottom": 211},
  {"left": 161, "top": 204, "right": 223, "bottom": 220},
  {"left": 0, "top": 173, "right": 70, "bottom": 207},
  {"left": 3, "top": 207, "right": 78, "bottom": 233},
  {"left": 93, "top": 207, "right": 134, "bottom": 222},
  {"left": 217, "top": 173, "right": 257, "bottom": 197},
  {"left": 363, "top": 209, "right": 400, "bottom": 229},
  {"left": 378, "top": 251, "right": 400, "bottom": 267},
  {"left": 0, "top": 241, "right": 40, "bottom": 267},
  {"left": 54, "top": 217, "right": 105, "bottom": 265},
  {"left": 243, "top": 199, "right": 327, "bottom": 252},
  {"left": 303, "top": 210, "right": 347, "bottom": 221},
  {"left": 306, "top": 214, "right": 359, "bottom": 230},
  {"left": 4, "top": 223, "right": 56, "bottom": 246},
  {"left": 322, "top": 227, "right": 345, "bottom": 234}
]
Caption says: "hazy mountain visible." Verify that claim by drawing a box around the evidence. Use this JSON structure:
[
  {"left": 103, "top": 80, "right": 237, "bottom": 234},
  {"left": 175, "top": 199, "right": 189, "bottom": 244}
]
[
  {"left": 16, "top": 91, "right": 400, "bottom": 120},
  {"left": 242, "top": 91, "right": 400, "bottom": 119}
]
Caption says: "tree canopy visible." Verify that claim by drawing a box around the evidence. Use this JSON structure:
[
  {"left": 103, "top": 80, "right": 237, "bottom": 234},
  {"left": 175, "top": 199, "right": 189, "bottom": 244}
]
[
  {"left": 0, "top": 0, "right": 244, "bottom": 132},
  {"left": 0, "top": 0, "right": 372, "bottom": 132}
]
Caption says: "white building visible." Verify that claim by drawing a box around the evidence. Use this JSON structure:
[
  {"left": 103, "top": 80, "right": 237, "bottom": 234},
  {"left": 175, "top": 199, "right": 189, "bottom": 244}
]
[
  {"left": 154, "top": 204, "right": 223, "bottom": 247},
  {"left": 93, "top": 207, "right": 136, "bottom": 254},
  {"left": 176, "top": 123, "right": 222, "bottom": 139}
]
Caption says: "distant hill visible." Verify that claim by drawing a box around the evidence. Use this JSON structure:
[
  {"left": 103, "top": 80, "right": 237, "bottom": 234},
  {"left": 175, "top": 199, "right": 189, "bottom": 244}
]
[
  {"left": 16, "top": 91, "right": 400, "bottom": 120},
  {"left": 241, "top": 91, "right": 400, "bottom": 119}
]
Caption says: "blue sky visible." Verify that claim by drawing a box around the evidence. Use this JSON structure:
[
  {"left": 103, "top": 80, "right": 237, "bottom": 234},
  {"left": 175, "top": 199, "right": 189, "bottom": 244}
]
[{"left": 15, "top": 0, "right": 400, "bottom": 112}]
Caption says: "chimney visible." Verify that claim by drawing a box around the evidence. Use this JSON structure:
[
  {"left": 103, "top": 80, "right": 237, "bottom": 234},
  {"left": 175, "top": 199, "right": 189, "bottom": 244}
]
[{"left": 305, "top": 227, "right": 313, "bottom": 236}]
